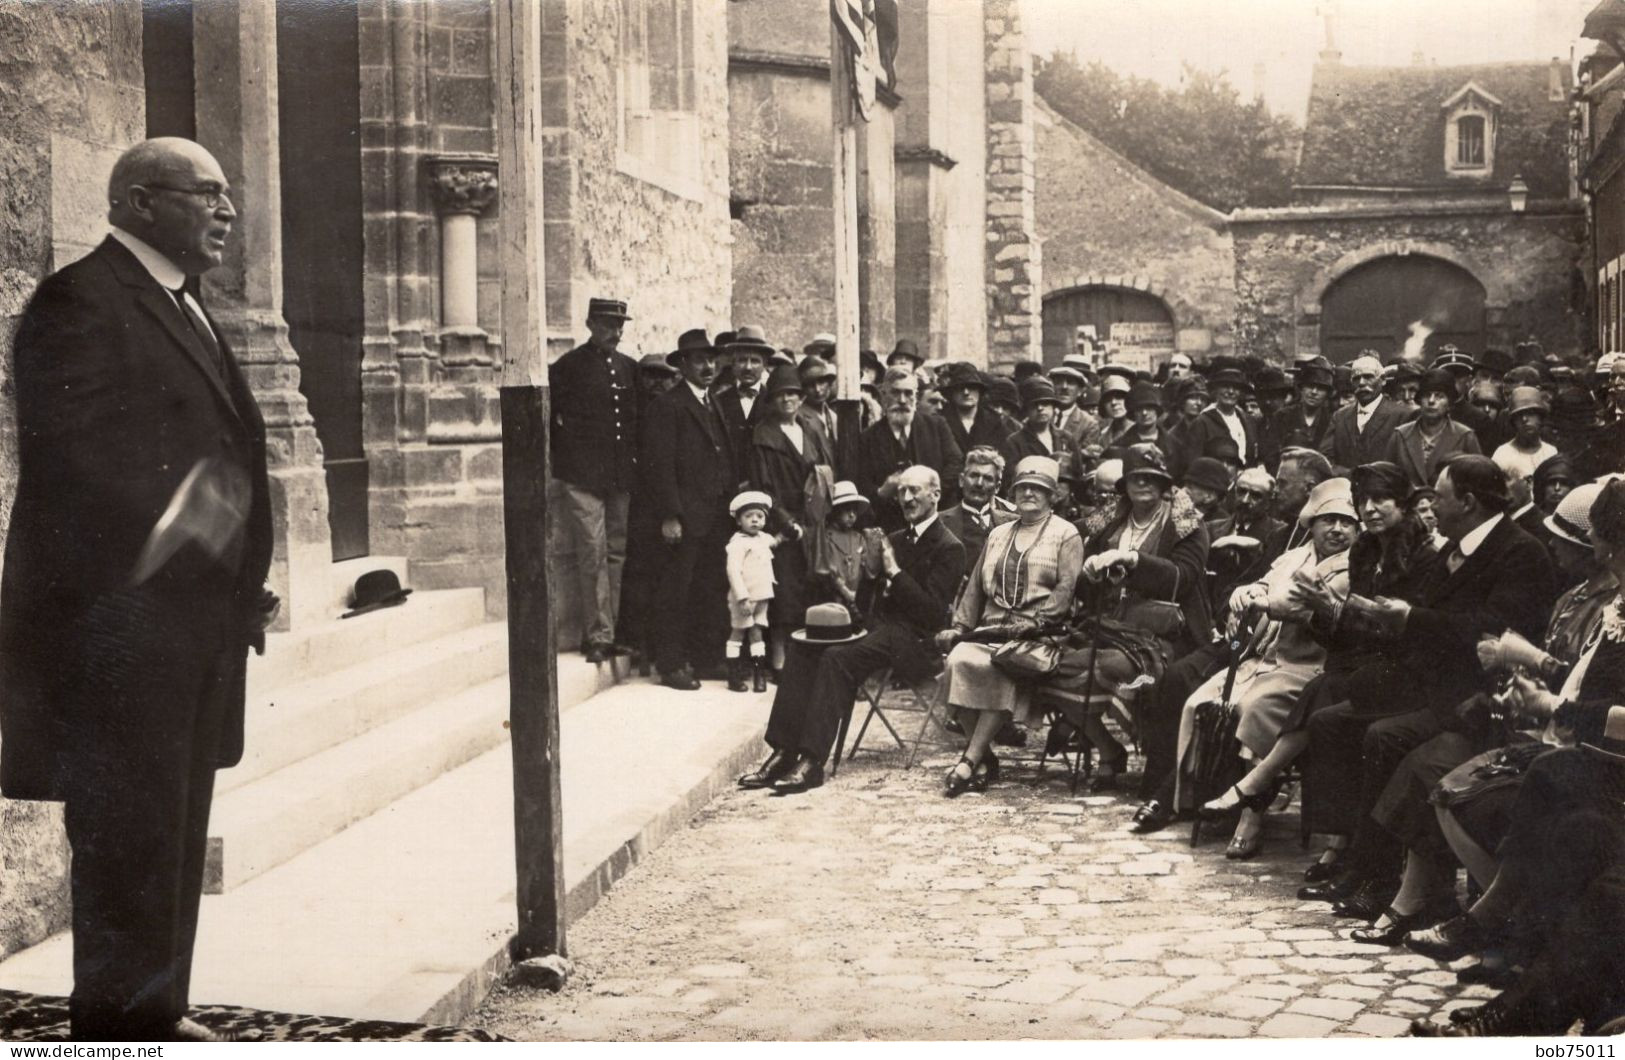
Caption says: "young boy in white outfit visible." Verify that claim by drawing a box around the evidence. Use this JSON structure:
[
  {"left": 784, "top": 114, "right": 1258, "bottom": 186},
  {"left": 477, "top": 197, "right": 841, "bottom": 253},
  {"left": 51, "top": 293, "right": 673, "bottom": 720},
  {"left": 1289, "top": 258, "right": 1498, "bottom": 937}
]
[{"left": 725, "top": 490, "right": 779, "bottom": 692}]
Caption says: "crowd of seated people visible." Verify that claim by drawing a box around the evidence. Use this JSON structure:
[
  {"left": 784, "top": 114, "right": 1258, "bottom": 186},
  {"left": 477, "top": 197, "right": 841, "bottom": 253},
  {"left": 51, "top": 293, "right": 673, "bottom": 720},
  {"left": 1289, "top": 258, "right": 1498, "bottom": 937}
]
[{"left": 707, "top": 340, "right": 1625, "bottom": 1035}]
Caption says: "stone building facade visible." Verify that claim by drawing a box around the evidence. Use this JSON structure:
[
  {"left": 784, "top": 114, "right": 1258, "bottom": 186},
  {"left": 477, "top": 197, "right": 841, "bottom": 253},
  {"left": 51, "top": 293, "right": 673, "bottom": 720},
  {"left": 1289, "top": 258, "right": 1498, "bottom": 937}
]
[
  {"left": 1231, "top": 55, "right": 1586, "bottom": 363},
  {"left": 0, "top": 0, "right": 147, "bottom": 962},
  {"left": 1034, "top": 99, "right": 1235, "bottom": 368},
  {"left": 0, "top": 0, "right": 1041, "bottom": 958}
]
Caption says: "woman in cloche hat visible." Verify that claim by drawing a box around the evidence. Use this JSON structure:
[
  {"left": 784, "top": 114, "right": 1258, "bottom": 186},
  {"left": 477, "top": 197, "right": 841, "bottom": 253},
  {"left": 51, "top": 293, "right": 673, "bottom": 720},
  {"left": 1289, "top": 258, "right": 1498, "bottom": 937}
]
[
  {"left": 746, "top": 362, "right": 836, "bottom": 683},
  {"left": 934, "top": 456, "right": 1084, "bottom": 797}
]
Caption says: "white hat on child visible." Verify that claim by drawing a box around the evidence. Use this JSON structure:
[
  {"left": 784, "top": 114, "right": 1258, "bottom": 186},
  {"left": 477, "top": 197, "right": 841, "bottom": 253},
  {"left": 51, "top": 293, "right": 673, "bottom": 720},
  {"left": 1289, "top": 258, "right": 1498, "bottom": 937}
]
[{"left": 729, "top": 490, "right": 773, "bottom": 517}]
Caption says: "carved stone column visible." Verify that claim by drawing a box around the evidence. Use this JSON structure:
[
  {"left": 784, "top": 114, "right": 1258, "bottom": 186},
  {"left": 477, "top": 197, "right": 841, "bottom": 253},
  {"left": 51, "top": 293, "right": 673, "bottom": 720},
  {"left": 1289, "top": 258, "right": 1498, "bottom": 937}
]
[
  {"left": 426, "top": 154, "right": 498, "bottom": 337},
  {"left": 194, "top": 0, "right": 332, "bottom": 630}
]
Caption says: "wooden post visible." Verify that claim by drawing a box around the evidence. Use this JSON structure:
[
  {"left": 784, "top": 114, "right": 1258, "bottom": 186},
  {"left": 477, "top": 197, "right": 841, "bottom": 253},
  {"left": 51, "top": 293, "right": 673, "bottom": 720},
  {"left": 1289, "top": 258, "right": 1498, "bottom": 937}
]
[
  {"left": 830, "top": 17, "right": 865, "bottom": 459},
  {"left": 494, "top": 0, "right": 566, "bottom": 960}
]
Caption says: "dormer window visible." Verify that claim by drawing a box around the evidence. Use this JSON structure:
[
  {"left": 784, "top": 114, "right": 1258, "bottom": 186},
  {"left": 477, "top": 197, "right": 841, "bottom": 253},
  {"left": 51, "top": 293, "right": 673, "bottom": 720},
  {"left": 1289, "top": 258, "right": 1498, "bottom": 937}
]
[{"left": 1442, "top": 82, "right": 1501, "bottom": 177}]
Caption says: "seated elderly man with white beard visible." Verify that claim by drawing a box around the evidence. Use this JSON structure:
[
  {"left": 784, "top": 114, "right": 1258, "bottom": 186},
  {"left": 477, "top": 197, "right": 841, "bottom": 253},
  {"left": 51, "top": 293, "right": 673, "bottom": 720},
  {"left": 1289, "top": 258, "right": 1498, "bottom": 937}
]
[{"left": 1173, "top": 478, "right": 1359, "bottom": 858}]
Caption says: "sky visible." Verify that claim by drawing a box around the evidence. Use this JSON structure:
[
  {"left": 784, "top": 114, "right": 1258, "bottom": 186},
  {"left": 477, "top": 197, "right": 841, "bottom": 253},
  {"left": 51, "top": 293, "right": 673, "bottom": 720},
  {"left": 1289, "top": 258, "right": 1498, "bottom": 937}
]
[{"left": 1023, "top": 0, "right": 1601, "bottom": 122}]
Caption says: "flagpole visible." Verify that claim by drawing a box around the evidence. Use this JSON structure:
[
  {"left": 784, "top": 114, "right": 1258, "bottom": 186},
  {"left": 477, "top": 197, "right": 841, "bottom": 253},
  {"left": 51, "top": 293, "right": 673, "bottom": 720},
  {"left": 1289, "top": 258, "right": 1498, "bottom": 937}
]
[
  {"left": 494, "top": 0, "right": 566, "bottom": 962},
  {"left": 830, "top": 7, "right": 864, "bottom": 461}
]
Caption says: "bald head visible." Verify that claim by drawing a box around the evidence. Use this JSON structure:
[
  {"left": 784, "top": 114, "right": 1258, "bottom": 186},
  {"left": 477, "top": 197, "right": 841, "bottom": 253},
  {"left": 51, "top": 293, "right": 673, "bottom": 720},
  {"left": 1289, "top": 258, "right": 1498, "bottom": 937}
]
[
  {"left": 107, "top": 137, "right": 235, "bottom": 275},
  {"left": 895, "top": 465, "right": 941, "bottom": 523}
]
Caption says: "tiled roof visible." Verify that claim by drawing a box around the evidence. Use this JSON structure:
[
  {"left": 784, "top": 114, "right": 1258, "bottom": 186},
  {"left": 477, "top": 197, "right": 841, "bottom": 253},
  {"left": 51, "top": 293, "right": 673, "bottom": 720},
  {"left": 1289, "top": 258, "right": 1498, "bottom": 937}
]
[{"left": 1296, "top": 61, "right": 1573, "bottom": 196}]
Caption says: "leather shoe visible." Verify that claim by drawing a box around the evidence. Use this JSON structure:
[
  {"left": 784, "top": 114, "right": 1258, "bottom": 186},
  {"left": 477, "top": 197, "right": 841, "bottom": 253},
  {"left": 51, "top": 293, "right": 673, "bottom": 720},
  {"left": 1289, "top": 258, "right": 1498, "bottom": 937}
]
[
  {"left": 771, "top": 757, "right": 824, "bottom": 794},
  {"left": 1406, "top": 912, "right": 1497, "bottom": 962},
  {"left": 1297, "top": 873, "right": 1356, "bottom": 903},
  {"left": 1129, "top": 799, "right": 1173, "bottom": 834},
  {"left": 583, "top": 643, "right": 610, "bottom": 664},
  {"left": 739, "top": 749, "right": 795, "bottom": 789},
  {"left": 1302, "top": 854, "right": 1342, "bottom": 883},
  {"left": 1333, "top": 876, "right": 1398, "bottom": 921},
  {"left": 659, "top": 666, "right": 701, "bottom": 691}
]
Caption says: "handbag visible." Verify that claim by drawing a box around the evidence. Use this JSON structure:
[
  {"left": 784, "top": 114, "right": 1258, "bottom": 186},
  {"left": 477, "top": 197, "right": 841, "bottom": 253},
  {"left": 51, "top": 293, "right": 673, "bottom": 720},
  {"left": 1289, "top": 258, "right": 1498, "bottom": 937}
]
[
  {"left": 1116, "top": 597, "right": 1185, "bottom": 639},
  {"left": 991, "top": 635, "right": 1064, "bottom": 678}
]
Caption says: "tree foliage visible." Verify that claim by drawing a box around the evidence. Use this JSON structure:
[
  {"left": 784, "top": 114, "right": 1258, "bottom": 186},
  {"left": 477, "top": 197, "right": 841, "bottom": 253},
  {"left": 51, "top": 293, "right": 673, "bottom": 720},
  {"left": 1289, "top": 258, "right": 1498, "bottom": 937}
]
[{"left": 1034, "top": 52, "right": 1300, "bottom": 213}]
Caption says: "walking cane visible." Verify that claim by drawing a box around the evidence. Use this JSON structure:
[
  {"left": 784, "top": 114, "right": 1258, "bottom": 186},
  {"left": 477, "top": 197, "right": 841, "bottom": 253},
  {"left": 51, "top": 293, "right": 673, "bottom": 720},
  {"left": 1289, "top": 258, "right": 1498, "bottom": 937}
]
[
  {"left": 1190, "top": 605, "right": 1252, "bottom": 847},
  {"left": 1059, "top": 563, "right": 1128, "bottom": 794}
]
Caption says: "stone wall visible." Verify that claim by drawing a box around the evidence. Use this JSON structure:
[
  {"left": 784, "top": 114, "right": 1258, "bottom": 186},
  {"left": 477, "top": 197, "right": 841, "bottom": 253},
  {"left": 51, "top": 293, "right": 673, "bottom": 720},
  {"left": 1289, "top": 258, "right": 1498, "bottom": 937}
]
[
  {"left": 1034, "top": 99, "right": 1235, "bottom": 361},
  {"left": 0, "top": 0, "right": 147, "bottom": 959},
  {"left": 982, "top": 0, "right": 1038, "bottom": 368},
  {"left": 1230, "top": 204, "right": 1587, "bottom": 361},
  {"left": 728, "top": 0, "right": 895, "bottom": 353}
]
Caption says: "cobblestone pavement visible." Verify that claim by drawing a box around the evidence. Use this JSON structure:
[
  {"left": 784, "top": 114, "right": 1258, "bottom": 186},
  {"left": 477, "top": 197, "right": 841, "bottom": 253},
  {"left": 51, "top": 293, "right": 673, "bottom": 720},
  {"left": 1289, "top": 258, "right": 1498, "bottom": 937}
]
[{"left": 471, "top": 734, "right": 1493, "bottom": 1041}]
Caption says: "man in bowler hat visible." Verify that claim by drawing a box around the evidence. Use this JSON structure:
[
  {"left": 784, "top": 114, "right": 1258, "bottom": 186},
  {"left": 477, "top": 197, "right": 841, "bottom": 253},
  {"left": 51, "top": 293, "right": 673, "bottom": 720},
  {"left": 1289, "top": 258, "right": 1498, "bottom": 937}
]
[{"left": 641, "top": 330, "right": 739, "bottom": 689}]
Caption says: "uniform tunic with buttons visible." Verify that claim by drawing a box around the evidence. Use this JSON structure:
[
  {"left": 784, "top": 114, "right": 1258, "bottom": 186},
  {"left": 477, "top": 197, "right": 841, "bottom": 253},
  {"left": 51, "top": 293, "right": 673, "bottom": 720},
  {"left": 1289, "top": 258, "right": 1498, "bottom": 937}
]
[{"left": 550, "top": 340, "right": 639, "bottom": 494}]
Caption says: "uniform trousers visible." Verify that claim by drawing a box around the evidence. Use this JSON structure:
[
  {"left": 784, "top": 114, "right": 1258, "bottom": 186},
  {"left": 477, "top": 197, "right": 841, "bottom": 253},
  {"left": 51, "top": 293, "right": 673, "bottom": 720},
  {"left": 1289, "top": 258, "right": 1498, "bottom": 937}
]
[
  {"left": 62, "top": 587, "right": 237, "bottom": 1041},
  {"left": 559, "top": 481, "right": 629, "bottom": 649}
]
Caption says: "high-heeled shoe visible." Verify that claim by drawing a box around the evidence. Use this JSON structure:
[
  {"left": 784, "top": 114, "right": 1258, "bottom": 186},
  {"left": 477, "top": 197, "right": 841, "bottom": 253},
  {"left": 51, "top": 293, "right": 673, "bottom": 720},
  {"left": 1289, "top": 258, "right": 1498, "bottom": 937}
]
[
  {"left": 1200, "top": 781, "right": 1274, "bottom": 820},
  {"left": 944, "top": 755, "right": 977, "bottom": 798},
  {"left": 1351, "top": 895, "right": 1459, "bottom": 946},
  {"left": 1224, "top": 823, "right": 1263, "bottom": 860}
]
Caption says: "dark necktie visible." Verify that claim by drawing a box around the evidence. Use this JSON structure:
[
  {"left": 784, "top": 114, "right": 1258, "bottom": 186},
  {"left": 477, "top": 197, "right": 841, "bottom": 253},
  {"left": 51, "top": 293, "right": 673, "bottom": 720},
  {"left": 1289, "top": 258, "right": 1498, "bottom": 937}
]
[
  {"left": 171, "top": 284, "right": 224, "bottom": 378},
  {"left": 739, "top": 387, "right": 757, "bottom": 400},
  {"left": 1446, "top": 546, "right": 1465, "bottom": 575}
]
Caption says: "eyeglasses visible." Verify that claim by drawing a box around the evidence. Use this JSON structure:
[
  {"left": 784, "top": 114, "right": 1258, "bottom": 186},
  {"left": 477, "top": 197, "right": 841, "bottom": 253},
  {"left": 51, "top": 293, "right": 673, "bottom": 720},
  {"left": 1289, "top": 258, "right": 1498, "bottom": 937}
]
[{"left": 143, "top": 183, "right": 233, "bottom": 209}]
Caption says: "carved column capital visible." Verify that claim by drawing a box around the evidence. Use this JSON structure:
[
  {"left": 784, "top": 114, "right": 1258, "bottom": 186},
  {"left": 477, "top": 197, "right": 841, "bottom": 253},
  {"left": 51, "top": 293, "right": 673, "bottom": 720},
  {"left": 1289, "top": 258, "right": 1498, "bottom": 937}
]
[{"left": 426, "top": 154, "right": 499, "bottom": 216}]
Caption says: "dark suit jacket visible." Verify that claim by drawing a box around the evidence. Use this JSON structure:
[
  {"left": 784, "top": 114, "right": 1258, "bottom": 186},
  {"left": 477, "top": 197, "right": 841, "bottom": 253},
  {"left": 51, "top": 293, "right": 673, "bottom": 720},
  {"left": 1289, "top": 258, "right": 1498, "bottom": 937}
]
[
  {"left": 715, "top": 383, "right": 768, "bottom": 475},
  {"left": 1205, "top": 511, "right": 1288, "bottom": 624},
  {"left": 864, "top": 518, "right": 966, "bottom": 680},
  {"left": 998, "top": 426, "right": 1078, "bottom": 493},
  {"left": 1177, "top": 406, "right": 1259, "bottom": 476},
  {"left": 549, "top": 340, "right": 639, "bottom": 493},
  {"left": 937, "top": 503, "right": 1015, "bottom": 571},
  {"left": 1262, "top": 403, "right": 1333, "bottom": 471},
  {"left": 641, "top": 383, "right": 737, "bottom": 539},
  {"left": 854, "top": 413, "right": 964, "bottom": 527},
  {"left": 1386, "top": 418, "right": 1482, "bottom": 488},
  {"left": 1399, "top": 516, "right": 1555, "bottom": 715},
  {"left": 1325, "top": 397, "right": 1413, "bottom": 472},
  {"left": 0, "top": 238, "right": 273, "bottom": 801},
  {"left": 944, "top": 405, "right": 1009, "bottom": 459}
]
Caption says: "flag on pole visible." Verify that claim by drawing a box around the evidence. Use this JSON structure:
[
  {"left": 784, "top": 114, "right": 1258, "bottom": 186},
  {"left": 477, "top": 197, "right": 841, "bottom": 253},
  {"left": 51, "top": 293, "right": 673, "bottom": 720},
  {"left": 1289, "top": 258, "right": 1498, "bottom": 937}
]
[{"left": 830, "top": 0, "right": 879, "bottom": 121}]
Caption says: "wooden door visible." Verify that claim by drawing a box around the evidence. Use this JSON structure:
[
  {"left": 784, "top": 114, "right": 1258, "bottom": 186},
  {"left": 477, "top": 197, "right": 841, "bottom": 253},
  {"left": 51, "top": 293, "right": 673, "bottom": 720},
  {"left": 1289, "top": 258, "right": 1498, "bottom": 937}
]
[{"left": 1320, "top": 255, "right": 1487, "bottom": 364}]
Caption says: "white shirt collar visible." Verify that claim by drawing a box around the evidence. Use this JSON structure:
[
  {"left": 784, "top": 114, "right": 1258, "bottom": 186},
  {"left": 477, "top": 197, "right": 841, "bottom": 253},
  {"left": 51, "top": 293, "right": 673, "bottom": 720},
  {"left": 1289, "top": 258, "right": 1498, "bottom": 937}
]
[
  {"left": 688, "top": 381, "right": 710, "bottom": 404},
  {"left": 1456, "top": 512, "right": 1503, "bottom": 558},
  {"left": 1357, "top": 395, "right": 1382, "bottom": 415},
  {"left": 110, "top": 226, "right": 186, "bottom": 291},
  {"left": 910, "top": 512, "right": 938, "bottom": 538}
]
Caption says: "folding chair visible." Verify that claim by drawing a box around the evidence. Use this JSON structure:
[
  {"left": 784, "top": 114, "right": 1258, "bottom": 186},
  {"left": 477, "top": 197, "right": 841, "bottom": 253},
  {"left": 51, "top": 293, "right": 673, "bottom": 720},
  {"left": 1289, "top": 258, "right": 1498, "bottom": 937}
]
[{"left": 830, "top": 662, "right": 949, "bottom": 775}]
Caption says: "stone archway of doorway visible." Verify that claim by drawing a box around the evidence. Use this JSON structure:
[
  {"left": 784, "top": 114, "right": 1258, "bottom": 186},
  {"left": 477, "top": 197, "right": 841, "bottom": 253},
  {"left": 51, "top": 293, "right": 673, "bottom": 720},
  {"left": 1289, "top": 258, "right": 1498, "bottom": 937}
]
[
  {"left": 1041, "top": 284, "right": 1177, "bottom": 369},
  {"left": 1313, "top": 252, "right": 1489, "bottom": 364}
]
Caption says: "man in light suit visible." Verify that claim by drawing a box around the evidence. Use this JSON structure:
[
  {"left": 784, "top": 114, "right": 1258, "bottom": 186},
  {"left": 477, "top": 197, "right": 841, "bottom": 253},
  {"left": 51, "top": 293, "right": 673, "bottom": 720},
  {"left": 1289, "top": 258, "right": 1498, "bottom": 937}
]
[
  {"left": 1325, "top": 352, "right": 1414, "bottom": 473},
  {"left": 0, "top": 138, "right": 275, "bottom": 1041}
]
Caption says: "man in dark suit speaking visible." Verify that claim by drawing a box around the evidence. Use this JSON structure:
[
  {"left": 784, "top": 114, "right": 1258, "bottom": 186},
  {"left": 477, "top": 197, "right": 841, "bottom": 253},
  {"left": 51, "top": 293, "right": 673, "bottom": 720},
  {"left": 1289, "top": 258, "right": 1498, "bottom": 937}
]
[{"left": 0, "top": 138, "right": 275, "bottom": 1041}]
